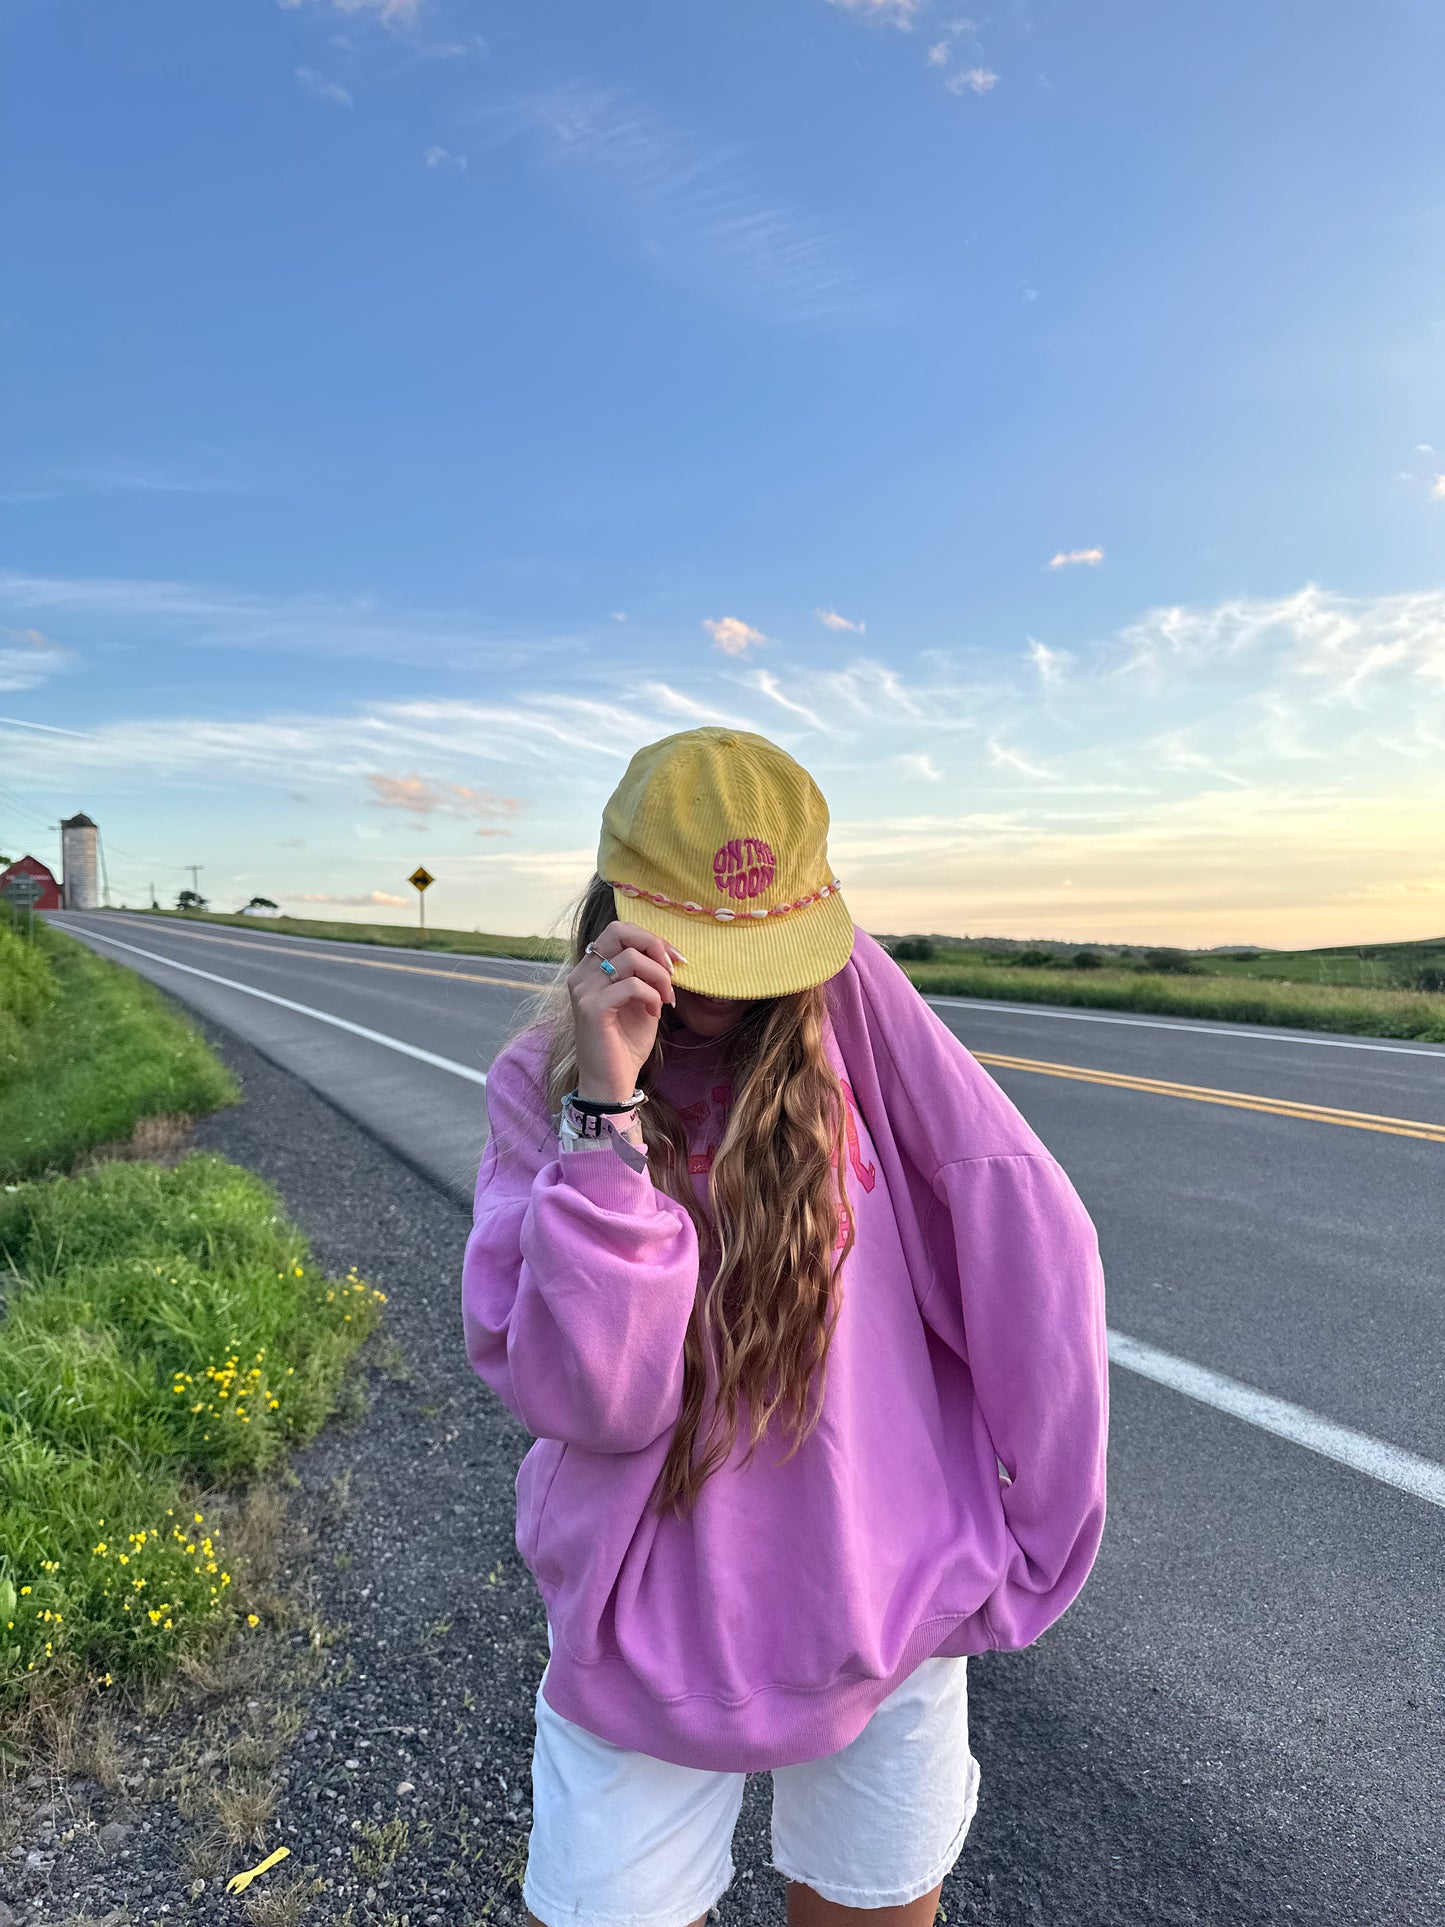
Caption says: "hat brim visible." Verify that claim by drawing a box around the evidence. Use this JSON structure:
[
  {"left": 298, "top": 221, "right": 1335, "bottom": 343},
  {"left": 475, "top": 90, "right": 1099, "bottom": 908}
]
[{"left": 612, "top": 886, "right": 856, "bottom": 1000}]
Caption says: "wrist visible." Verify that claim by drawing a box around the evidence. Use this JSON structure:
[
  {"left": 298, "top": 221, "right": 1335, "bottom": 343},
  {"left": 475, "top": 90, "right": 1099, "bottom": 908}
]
[{"left": 575, "top": 1075, "right": 641, "bottom": 1104}]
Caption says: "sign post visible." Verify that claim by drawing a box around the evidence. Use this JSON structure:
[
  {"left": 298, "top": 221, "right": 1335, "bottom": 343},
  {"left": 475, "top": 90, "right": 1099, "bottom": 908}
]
[
  {"left": 408, "top": 865, "right": 434, "bottom": 934},
  {"left": 3, "top": 873, "right": 45, "bottom": 944}
]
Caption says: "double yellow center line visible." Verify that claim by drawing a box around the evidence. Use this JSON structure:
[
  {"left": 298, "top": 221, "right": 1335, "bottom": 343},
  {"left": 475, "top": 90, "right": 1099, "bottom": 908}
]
[{"left": 971, "top": 1052, "right": 1445, "bottom": 1144}]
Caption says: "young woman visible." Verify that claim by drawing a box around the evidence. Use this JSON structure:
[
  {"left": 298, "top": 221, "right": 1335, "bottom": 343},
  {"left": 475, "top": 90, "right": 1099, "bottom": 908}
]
[{"left": 462, "top": 727, "right": 1109, "bottom": 1927}]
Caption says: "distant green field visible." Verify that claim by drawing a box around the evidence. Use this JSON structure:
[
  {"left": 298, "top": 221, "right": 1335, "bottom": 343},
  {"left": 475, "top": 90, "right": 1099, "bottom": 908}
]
[
  {"left": 901, "top": 960, "right": 1445, "bottom": 1042},
  {"left": 1168, "top": 937, "right": 1443, "bottom": 990}
]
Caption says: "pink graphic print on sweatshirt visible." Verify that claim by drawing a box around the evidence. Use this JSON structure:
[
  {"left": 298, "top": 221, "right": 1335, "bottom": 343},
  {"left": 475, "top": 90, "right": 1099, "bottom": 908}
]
[{"left": 678, "top": 1078, "right": 874, "bottom": 1249}]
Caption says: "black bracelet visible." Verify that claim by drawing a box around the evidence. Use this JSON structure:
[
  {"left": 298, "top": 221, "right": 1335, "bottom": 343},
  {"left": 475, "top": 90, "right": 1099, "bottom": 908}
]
[{"left": 563, "top": 1087, "right": 648, "bottom": 1116}]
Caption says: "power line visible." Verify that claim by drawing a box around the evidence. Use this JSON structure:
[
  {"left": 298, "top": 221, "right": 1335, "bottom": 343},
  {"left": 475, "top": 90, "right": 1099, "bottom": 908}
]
[
  {"left": 0, "top": 784, "right": 59, "bottom": 839},
  {"left": 96, "top": 837, "right": 191, "bottom": 870}
]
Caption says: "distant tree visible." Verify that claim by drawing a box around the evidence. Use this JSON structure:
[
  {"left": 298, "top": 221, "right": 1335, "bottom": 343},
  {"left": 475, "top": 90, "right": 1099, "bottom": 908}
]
[
  {"left": 1072, "top": 949, "right": 1102, "bottom": 970},
  {"left": 891, "top": 936, "right": 934, "bottom": 962},
  {"left": 1224, "top": 950, "right": 1261, "bottom": 963},
  {"left": 1140, "top": 947, "right": 1198, "bottom": 975},
  {"left": 177, "top": 889, "right": 208, "bottom": 912},
  {"left": 1015, "top": 948, "right": 1055, "bottom": 969},
  {"left": 247, "top": 895, "right": 279, "bottom": 909},
  {"left": 1390, "top": 958, "right": 1445, "bottom": 993}
]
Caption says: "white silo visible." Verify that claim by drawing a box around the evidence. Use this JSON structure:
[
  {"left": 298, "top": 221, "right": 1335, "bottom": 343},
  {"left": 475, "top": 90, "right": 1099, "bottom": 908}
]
[{"left": 60, "top": 813, "right": 100, "bottom": 910}]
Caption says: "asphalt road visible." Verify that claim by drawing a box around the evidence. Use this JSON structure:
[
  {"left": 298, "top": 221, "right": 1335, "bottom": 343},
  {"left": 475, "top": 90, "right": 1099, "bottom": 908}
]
[{"left": 51, "top": 910, "right": 1445, "bottom": 1924}]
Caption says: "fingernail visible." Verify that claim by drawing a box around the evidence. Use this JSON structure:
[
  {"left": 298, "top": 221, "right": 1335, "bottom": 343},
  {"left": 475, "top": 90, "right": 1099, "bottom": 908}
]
[{"left": 672, "top": 951, "right": 689, "bottom": 965}]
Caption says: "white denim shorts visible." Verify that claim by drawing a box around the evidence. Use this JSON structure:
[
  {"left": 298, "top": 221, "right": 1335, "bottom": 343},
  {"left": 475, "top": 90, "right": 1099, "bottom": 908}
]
[{"left": 523, "top": 1651, "right": 981, "bottom": 1927}]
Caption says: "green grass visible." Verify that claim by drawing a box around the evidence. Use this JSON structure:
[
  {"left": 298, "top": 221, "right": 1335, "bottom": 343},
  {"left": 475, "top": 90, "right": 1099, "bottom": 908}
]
[
  {"left": 898, "top": 959, "right": 1445, "bottom": 1042},
  {"left": 0, "top": 919, "right": 58, "bottom": 1083},
  {"left": 0, "top": 915, "right": 386, "bottom": 1735},
  {"left": 0, "top": 923, "right": 238, "bottom": 1181},
  {"left": 0, "top": 1155, "right": 385, "bottom": 1716},
  {"left": 129, "top": 904, "right": 564, "bottom": 963}
]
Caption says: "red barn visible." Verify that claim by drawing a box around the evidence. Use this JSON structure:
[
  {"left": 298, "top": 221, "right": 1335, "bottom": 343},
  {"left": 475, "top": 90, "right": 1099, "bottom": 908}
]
[{"left": 0, "top": 855, "right": 63, "bottom": 911}]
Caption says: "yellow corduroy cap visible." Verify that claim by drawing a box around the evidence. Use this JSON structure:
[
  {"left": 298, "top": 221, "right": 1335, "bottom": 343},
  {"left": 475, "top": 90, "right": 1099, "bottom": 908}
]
[{"left": 598, "top": 727, "right": 855, "bottom": 999}]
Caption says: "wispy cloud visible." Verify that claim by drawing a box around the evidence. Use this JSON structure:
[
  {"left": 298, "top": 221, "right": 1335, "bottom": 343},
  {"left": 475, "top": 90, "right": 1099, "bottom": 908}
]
[
  {"left": 0, "top": 460, "right": 245, "bottom": 506},
  {"left": 415, "top": 37, "right": 485, "bottom": 59},
  {"left": 1026, "top": 637, "right": 1070, "bottom": 684},
  {"left": 497, "top": 83, "right": 893, "bottom": 327},
  {"left": 1109, "top": 583, "right": 1445, "bottom": 699},
  {"left": 704, "top": 616, "right": 769, "bottom": 656},
  {"left": 896, "top": 752, "right": 942, "bottom": 780},
  {"left": 364, "top": 771, "right": 521, "bottom": 826},
  {"left": 1430, "top": 475, "right": 1445, "bottom": 502},
  {"left": 0, "top": 569, "right": 563, "bottom": 673},
  {"left": 946, "top": 66, "right": 998, "bottom": 95},
  {"left": 926, "top": 42, "right": 950, "bottom": 66},
  {"left": 816, "top": 607, "right": 866, "bottom": 633},
  {"left": 295, "top": 67, "right": 354, "bottom": 105},
  {"left": 1048, "top": 546, "right": 1106, "bottom": 569},
  {"left": 750, "top": 668, "right": 826, "bottom": 731},
  {"left": 422, "top": 144, "right": 467, "bottom": 171},
  {"left": 279, "top": 0, "right": 423, "bottom": 22},
  {"left": 287, "top": 889, "right": 411, "bottom": 906},
  {"left": 825, "top": 0, "right": 922, "bottom": 25},
  {"left": 988, "top": 736, "right": 1056, "bottom": 781},
  {"left": 0, "top": 627, "right": 70, "bottom": 694},
  {"left": 0, "top": 713, "right": 89, "bottom": 737}
]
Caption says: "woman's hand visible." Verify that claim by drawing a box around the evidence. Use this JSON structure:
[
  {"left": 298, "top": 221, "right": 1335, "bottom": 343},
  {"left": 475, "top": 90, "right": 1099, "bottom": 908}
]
[{"left": 568, "top": 921, "right": 687, "bottom": 1103}]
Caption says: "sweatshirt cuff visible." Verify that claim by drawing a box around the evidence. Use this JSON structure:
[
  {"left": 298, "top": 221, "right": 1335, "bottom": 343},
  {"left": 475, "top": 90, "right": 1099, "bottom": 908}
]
[{"left": 556, "top": 1143, "right": 658, "bottom": 1214}]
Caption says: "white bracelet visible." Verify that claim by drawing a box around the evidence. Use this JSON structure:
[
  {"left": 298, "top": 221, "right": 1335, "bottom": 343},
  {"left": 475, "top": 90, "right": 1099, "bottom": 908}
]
[
  {"left": 558, "top": 1114, "right": 612, "bottom": 1154},
  {"left": 558, "top": 1109, "right": 648, "bottom": 1172}
]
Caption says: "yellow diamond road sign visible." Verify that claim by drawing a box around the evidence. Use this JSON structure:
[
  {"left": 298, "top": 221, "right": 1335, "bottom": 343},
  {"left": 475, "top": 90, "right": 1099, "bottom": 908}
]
[{"left": 409, "top": 866, "right": 434, "bottom": 893}]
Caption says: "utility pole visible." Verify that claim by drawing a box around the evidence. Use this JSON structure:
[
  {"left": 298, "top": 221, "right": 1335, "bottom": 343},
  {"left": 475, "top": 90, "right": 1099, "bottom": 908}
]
[{"left": 187, "top": 864, "right": 203, "bottom": 902}]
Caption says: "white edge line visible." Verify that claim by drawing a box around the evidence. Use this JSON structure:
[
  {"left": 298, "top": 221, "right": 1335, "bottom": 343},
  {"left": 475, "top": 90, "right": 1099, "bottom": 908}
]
[
  {"left": 70, "top": 927, "right": 489, "bottom": 1086},
  {"left": 72, "top": 924, "right": 1445, "bottom": 1511},
  {"left": 926, "top": 994, "right": 1445, "bottom": 1058},
  {"left": 80, "top": 909, "right": 554, "bottom": 978},
  {"left": 1108, "top": 1330, "right": 1445, "bottom": 1509}
]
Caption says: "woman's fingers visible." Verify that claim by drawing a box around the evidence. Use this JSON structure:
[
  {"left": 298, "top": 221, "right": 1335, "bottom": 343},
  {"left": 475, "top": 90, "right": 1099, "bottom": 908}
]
[
  {"left": 601, "top": 975, "right": 664, "bottom": 1022},
  {"left": 571, "top": 940, "right": 677, "bottom": 1007},
  {"left": 592, "top": 921, "right": 687, "bottom": 970}
]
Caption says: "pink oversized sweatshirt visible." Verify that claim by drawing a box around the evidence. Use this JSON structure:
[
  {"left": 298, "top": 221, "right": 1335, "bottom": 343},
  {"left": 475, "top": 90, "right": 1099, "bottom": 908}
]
[{"left": 462, "top": 928, "right": 1109, "bottom": 1772}]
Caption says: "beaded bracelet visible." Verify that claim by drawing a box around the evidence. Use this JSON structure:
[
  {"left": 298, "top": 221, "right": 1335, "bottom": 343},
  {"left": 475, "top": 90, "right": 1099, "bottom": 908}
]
[{"left": 563, "top": 1087, "right": 648, "bottom": 1117}]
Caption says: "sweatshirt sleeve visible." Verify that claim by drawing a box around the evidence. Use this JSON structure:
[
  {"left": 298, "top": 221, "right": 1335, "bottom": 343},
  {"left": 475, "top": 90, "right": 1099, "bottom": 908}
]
[
  {"left": 921, "top": 1151, "right": 1109, "bottom": 1649},
  {"left": 461, "top": 1041, "right": 701, "bottom": 1454}
]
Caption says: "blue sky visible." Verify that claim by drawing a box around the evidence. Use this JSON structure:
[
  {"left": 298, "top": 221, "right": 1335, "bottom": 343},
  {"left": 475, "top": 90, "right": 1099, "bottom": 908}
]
[{"left": 3, "top": 0, "right": 1444, "bottom": 946}]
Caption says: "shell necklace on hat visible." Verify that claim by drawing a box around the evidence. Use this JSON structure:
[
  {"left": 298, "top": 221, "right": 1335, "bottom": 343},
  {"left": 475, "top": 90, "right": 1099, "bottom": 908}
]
[{"left": 606, "top": 875, "right": 843, "bottom": 921}]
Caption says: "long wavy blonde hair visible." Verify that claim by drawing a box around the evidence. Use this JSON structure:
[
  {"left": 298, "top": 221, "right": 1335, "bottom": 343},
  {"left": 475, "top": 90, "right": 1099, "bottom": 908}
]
[{"left": 524, "top": 874, "right": 855, "bottom": 1514}]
